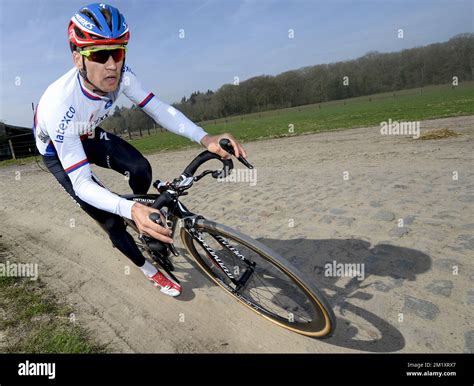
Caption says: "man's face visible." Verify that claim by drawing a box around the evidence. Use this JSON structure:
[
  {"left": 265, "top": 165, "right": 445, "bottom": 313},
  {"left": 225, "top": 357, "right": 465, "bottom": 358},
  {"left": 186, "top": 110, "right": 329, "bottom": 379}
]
[{"left": 73, "top": 44, "right": 124, "bottom": 92}]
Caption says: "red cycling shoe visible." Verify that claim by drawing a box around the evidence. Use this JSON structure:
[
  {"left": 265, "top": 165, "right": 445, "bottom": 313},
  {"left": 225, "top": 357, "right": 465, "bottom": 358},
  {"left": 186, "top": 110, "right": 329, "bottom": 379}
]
[{"left": 148, "top": 270, "right": 182, "bottom": 297}]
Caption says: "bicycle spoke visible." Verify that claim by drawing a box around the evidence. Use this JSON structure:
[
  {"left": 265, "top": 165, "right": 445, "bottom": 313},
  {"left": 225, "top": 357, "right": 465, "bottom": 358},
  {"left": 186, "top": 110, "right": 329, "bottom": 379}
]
[{"left": 248, "top": 271, "right": 313, "bottom": 322}]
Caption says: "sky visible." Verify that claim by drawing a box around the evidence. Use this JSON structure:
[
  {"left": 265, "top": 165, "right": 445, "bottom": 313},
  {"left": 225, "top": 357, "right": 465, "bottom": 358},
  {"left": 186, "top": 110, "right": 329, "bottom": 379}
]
[{"left": 0, "top": 0, "right": 472, "bottom": 127}]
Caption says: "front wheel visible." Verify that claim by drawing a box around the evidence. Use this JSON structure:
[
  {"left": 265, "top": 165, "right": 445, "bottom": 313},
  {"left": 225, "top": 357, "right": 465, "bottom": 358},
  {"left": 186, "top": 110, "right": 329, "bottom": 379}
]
[{"left": 180, "top": 218, "right": 336, "bottom": 337}]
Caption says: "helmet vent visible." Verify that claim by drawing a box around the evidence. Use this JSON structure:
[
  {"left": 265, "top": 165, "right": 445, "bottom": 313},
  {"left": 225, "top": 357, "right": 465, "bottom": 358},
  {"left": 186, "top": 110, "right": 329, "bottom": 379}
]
[
  {"left": 118, "top": 14, "right": 123, "bottom": 29},
  {"left": 100, "top": 8, "right": 113, "bottom": 31},
  {"left": 74, "top": 26, "right": 86, "bottom": 39}
]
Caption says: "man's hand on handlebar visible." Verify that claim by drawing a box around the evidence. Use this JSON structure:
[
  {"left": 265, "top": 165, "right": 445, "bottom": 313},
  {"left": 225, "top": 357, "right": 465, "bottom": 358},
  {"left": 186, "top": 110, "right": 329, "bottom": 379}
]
[
  {"left": 131, "top": 203, "right": 173, "bottom": 243},
  {"left": 200, "top": 133, "right": 247, "bottom": 160}
]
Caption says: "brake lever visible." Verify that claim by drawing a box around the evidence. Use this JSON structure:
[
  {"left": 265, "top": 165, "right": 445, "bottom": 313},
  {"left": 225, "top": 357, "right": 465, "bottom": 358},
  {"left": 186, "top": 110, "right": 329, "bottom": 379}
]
[
  {"left": 219, "top": 138, "right": 254, "bottom": 169},
  {"left": 193, "top": 169, "right": 215, "bottom": 182}
]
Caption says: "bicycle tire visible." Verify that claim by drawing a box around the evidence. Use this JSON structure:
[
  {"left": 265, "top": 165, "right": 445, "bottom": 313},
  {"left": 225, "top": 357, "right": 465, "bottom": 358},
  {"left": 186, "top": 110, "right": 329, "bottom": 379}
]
[{"left": 180, "top": 218, "right": 336, "bottom": 337}]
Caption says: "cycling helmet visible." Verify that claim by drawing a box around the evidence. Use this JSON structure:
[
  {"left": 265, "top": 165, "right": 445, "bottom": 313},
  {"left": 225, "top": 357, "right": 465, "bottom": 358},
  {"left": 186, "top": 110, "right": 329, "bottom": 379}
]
[{"left": 68, "top": 3, "right": 130, "bottom": 51}]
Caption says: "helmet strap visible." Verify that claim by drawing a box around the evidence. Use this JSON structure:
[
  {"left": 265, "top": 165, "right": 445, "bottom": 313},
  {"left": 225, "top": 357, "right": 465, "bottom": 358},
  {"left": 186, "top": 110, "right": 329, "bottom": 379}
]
[{"left": 119, "top": 57, "right": 126, "bottom": 84}]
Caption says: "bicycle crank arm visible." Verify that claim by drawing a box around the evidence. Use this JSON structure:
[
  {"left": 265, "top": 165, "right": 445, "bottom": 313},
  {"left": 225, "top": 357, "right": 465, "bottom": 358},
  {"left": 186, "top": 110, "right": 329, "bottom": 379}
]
[
  {"left": 154, "top": 258, "right": 181, "bottom": 284},
  {"left": 169, "top": 243, "right": 180, "bottom": 256}
]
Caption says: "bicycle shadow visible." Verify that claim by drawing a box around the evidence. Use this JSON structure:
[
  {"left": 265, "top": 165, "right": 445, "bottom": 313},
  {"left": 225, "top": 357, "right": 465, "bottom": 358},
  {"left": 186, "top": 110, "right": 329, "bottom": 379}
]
[
  {"left": 256, "top": 237, "right": 432, "bottom": 353},
  {"left": 167, "top": 245, "right": 221, "bottom": 302}
]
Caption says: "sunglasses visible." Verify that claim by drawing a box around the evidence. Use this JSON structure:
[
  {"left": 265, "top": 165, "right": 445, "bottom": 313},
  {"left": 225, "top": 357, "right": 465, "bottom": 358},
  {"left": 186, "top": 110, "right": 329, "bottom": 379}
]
[{"left": 79, "top": 46, "right": 127, "bottom": 64}]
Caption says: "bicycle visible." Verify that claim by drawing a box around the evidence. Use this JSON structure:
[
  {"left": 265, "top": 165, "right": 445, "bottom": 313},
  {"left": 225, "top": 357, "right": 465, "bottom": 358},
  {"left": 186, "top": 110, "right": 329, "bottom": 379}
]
[{"left": 110, "top": 139, "right": 336, "bottom": 338}]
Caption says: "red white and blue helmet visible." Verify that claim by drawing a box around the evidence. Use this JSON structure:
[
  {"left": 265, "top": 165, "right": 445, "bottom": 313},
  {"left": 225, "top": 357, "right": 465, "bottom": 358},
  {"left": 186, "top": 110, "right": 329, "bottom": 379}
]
[{"left": 68, "top": 3, "right": 130, "bottom": 50}]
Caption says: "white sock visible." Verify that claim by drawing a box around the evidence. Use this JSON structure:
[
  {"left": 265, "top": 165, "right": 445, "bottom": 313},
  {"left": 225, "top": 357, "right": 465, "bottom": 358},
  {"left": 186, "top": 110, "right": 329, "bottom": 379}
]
[{"left": 139, "top": 260, "right": 158, "bottom": 277}]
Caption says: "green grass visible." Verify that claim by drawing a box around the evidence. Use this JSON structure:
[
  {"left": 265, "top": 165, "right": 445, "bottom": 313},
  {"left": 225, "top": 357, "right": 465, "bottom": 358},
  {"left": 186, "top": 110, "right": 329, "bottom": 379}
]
[
  {"left": 129, "top": 82, "right": 474, "bottom": 154},
  {"left": 129, "top": 132, "right": 198, "bottom": 155},
  {"left": 0, "top": 262, "right": 107, "bottom": 353},
  {"left": 0, "top": 155, "right": 37, "bottom": 168}
]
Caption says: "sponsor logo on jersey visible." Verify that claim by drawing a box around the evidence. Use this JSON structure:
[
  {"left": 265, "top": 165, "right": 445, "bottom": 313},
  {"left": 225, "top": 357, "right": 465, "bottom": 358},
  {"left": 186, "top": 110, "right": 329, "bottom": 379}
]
[
  {"left": 55, "top": 106, "right": 76, "bottom": 143},
  {"left": 105, "top": 100, "right": 113, "bottom": 109},
  {"left": 37, "top": 129, "right": 49, "bottom": 143},
  {"left": 93, "top": 113, "right": 109, "bottom": 128},
  {"left": 85, "top": 112, "right": 109, "bottom": 134},
  {"left": 122, "top": 65, "right": 136, "bottom": 76}
]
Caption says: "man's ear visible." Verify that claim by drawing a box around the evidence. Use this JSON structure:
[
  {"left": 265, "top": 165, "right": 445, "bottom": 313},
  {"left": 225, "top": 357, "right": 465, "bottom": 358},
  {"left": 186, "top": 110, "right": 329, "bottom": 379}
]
[{"left": 72, "top": 51, "right": 83, "bottom": 70}]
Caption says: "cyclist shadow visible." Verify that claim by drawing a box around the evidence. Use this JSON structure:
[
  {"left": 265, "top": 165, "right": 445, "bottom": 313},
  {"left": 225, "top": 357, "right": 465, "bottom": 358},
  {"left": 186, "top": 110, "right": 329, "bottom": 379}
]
[{"left": 257, "top": 237, "right": 432, "bottom": 352}]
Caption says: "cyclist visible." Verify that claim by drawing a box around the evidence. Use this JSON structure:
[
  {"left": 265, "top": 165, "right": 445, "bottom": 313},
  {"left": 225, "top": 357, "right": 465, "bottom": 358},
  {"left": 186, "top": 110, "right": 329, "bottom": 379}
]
[{"left": 33, "top": 3, "right": 247, "bottom": 297}]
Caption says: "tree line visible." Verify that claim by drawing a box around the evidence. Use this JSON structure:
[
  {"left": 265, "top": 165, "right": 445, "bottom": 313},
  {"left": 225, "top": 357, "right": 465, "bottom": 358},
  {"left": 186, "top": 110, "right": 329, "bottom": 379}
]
[{"left": 102, "top": 33, "right": 473, "bottom": 132}]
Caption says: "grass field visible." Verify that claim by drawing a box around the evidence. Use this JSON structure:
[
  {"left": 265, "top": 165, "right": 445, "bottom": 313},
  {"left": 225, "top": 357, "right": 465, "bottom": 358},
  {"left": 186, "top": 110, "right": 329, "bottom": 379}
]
[
  {"left": 0, "top": 242, "right": 106, "bottom": 353},
  {"left": 129, "top": 81, "right": 474, "bottom": 154},
  {"left": 1, "top": 81, "right": 473, "bottom": 166},
  {"left": 0, "top": 273, "right": 106, "bottom": 353}
]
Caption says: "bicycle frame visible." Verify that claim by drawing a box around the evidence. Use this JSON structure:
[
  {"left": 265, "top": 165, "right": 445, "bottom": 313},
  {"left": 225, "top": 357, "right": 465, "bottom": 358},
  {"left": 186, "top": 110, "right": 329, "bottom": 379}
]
[{"left": 120, "top": 191, "right": 256, "bottom": 290}]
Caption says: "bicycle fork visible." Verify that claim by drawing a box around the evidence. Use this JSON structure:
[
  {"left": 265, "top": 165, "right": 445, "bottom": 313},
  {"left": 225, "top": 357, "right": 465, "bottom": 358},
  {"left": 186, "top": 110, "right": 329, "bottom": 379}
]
[{"left": 188, "top": 228, "right": 256, "bottom": 292}]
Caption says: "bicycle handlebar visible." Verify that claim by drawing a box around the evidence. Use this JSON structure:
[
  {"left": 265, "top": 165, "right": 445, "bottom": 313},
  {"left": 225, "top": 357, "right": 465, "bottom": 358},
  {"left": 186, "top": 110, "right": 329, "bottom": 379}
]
[
  {"left": 147, "top": 138, "right": 253, "bottom": 251},
  {"left": 182, "top": 138, "right": 253, "bottom": 179},
  {"left": 151, "top": 138, "right": 253, "bottom": 210},
  {"left": 182, "top": 149, "right": 234, "bottom": 179}
]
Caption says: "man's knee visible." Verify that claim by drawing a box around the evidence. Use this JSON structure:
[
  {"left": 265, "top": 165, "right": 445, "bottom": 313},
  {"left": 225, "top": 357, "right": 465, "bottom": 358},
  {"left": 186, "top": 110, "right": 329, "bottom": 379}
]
[
  {"left": 127, "top": 155, "right": 152, "bottom": 193},
  {"left": 102, "top": 215, "right": 127, "bottom": 235},
  {"left": 101, "top": 216, "right": 133, "bottom": 249},
  {"left": 129, "top": 156, "right": 151, "bottom": 179}
]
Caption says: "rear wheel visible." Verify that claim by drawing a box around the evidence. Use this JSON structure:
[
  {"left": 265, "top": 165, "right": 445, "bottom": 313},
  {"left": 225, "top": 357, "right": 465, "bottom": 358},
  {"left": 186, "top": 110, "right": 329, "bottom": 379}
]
[{"left": 180, "top": 218, "right": 336, "bottom": 337}]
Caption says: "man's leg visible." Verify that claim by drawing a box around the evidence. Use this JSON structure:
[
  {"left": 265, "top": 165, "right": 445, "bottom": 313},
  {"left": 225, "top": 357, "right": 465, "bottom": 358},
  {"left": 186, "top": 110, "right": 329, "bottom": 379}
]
[
  {"left": 42, "top": 155, "right": 148, "bottom": 268},
  {"left": 83, "top": 127, "right": 152, "bottom": 194}
]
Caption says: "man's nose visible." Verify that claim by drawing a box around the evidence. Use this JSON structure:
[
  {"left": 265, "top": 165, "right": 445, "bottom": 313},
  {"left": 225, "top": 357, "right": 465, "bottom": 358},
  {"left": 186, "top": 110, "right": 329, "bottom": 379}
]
[{"left": 104, "top": 55, "right": 117, "bottom": 69}]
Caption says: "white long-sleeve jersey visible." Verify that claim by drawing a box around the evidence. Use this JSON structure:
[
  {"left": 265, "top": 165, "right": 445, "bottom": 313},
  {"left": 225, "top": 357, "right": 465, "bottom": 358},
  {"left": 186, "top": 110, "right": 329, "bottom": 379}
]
[{"left": 34, "top": 65, "right": 208, "bottom": 220}]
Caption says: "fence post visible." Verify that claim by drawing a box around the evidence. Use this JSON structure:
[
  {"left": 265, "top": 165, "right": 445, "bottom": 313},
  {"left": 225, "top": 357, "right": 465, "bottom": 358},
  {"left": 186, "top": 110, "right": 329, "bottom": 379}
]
[{"left": 8, "top": 139, "right": 16, "bottom": 160}]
